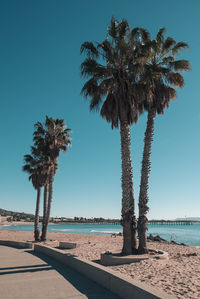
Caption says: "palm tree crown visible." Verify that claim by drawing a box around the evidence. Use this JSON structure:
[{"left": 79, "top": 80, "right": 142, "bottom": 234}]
[
  {"left": 81, "top": 17, "right": 146, "bottom": 128},
  {"left": 139, "top": 27, "right": 190, "bottom": 113}
]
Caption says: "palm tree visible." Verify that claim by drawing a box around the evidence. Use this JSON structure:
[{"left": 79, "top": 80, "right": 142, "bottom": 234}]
[
  {"left": 80, "top": 17, "right": 146, "bottom": 254},
  {"left": 137, "top": 28, "right": 190, "bottom": 253},
  {"left": 23, "top": 153, "right": 46, "bottom": 241},
  {"left": 31, "top": 142, "right": 51, "bottom": 241},
  {"left": 36, "top": 116, "right": 72, "bottom": 241}
]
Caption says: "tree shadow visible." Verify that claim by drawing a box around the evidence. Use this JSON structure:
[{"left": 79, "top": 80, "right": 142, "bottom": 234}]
[
  {"left": 0, "top": 264, "right": 52, "bottom": 275},
  {"left": 0, "top": 264, "right": 49, "bottom": 271},
  {"left": 28, "top": 250, "right": 120, "bottom": 299}
]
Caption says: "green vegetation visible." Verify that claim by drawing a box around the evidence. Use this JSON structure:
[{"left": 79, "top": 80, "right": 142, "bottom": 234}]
[{"left": 0, "top": 208, "right": 35, "bottom": 222}]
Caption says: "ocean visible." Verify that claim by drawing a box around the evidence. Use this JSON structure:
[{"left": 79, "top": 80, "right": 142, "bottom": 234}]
[{"left": 1, "top": 223, "right": 200, "bottom": 247}]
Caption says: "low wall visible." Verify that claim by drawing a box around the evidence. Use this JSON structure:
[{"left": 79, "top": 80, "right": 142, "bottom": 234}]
[
  {"left": 34, "top": 244, "right": 175, "bottom": 299},
  {"left": 0, "top": 240, "right": 32, "bottom": 249}
]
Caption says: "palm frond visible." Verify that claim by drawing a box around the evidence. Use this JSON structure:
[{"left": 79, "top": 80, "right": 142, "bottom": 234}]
[
  {"left": 172, "top": 42, "right": 189, "bottom": 56},
  {"left": 81, "top": 78, "right": 98, "bottom": 98},
  {"left": 80, "top": 42, "right": 99, "bottom": 58},
  {"left": 139, "top": 28, "right": 150, "bottom": 43},
  {"left": 118, "top": 19, "right": 129, "bottom": 40},
  {"left": 129, "top": 27, "right": 139, "bottom": 41},
  {"left": 156, "top": 27, "right": 166, "bottom": 44},
  {"left": 170, "top": 60, "right": 191, "bottom": 72},
  {"left": 165, "top": 72, "right": 185, "bottom": 87},
  {"left": 89, "top": 93, "right": 103, "bottom": 111},
  {"left": 168, "top": 87, "right": 177, "bottom": 99},
  {"left": 81, "top": 58, "right": 105, "bottom": 78},
  {"left": 162, "top": 37, "right": 176, "bottom": 55},
  {"left": 108, "top": 16, "right": 118, "bottom": 38}
]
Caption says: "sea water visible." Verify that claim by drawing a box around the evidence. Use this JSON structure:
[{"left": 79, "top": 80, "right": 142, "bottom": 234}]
[{"left": 1, "top": 223, "right": 200, "bottom": 247}]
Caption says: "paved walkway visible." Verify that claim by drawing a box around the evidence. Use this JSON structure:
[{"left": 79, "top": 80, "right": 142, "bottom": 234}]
[{"left": 0, "top": 245, "right": 120, "bottom": 299}]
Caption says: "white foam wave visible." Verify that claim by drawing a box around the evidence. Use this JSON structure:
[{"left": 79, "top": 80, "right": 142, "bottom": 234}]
[{"left": 51, "top": 228, "right": 72, "bottom": 232}]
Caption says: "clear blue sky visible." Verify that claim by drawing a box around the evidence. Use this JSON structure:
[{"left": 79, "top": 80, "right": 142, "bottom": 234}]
[{"left": 0, "top": 0, "right": 199, "bottom": 220}]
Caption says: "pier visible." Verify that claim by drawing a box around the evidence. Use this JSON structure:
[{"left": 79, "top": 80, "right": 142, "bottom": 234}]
[{"left": 148, "top": 220, "right": 200, "bottom": 225}]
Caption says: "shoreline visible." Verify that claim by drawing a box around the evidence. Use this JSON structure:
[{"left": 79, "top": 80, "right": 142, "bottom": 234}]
[
  {"left": 1, "top": 221, "right": 200, "bottom": 248},
  {"left": 0, "top": 229, "right": 199, "bottom": 298}
]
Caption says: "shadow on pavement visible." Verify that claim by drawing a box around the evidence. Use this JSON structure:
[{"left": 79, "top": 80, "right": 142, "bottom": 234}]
[{"left": 28, "top": 250, "right": 120, "bottom": 299}]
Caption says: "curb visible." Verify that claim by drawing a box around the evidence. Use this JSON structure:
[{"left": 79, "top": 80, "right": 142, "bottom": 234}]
[
  {"left": 34, "top": 244, "right": 176, "bottom": 299},
  {"left": 101, "top": 250, "right": 168, "bottom": 266},
  {"left": 0, "top": 240, "right": 33, "bottom": 249}
]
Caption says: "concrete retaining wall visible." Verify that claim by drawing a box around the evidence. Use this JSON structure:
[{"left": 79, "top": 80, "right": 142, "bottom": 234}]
[
  {"left": 0, "top": 240, "right": 32, "bottom": 249},
  {"left": 34, "top": 244, "right": 175, "bottom": 299}
]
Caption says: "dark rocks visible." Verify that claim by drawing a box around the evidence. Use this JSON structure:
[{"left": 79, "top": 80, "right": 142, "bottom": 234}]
[{"left": 148, "top": 234, "right": 168, "bottom": 243}]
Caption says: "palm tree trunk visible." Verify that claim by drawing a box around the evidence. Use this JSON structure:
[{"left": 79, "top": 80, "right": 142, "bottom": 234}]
[
  {"left": 34, "top": 187, "right": 41, "bottom": 241},
  {"left": 138, "top": 109, "right": 156, "bottom": 254},
  {"left": 41, "top": 168, "right": 54, "bottom": 241},
  {"left": 41, "top": 184, "right": 48, "bottom": 241},
  {"left": 120, "top": 121, "right": 137, "bottom": 254}
]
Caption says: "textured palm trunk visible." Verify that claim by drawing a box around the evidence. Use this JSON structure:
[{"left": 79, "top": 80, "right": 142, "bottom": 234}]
[
  {"left": 138, "top": 109, "right": 156, "bottom": 254},
  {"left": 41, "top": 168, "right": 54, "bottom": 241},
  {"left": 120, "top": 121, "right": 137, "bottom": 254},
  {"left": 41, "top": 184, "right": 48, "bottom": 241},
  {"left": 34, "top": 187, "right": 41, "bottom": 241}
]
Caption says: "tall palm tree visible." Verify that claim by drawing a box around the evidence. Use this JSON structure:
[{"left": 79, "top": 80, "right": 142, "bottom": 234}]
[
  {"left": 35, "top": 116, "right": 72, "bottom": 241},
  {"left": 137, "top": 28, "right": 190, "bottom": 253},
  {"left": 23, "top": 153, "right": 46, "bottom": 241},
  {"left": 80, "top": 17, "right": 145, "bottom": 254}
]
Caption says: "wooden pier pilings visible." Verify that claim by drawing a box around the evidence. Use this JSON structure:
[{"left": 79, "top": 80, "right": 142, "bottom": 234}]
[{"left": 148, "top": 220, "right": 197, "bottom": 225}]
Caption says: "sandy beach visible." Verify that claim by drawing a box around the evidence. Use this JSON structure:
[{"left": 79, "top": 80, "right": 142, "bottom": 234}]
[{"left": 0, "top": 228, "right": 199, "bottom": 299}]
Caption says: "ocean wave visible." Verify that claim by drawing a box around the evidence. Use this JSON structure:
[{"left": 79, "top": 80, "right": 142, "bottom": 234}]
[
  {"left": 51, "top": 228, "right": 72, "bottom": 232},
  {"left": 90, "top": 230, "right": 121, "bottom": 234},
  {"left": 0, "top": 225, "right": 11, "bottom": 227}
]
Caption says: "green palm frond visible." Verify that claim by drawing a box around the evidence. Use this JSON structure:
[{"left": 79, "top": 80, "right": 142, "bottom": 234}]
[
  {"left": 165, "top": 72, "right": 185, "bottom": 87},
  {"left": 156, "top": 27, "right": 166, "bottom": 44},
  {"left": 172, "top": 42, "right": 189, "bottom": 56},
  {"left": 81, "top": 58, "right": 105, "bottom": 78},
  {"left": 89, "top": 92, "right": 103, "bottom": 111},
  {"left": 129, "top": 27, "right": 139, "bottom": 41},
  {"left": 170, "top": 60, "right": 191, "bottom": 72},
  {"left": 162, "top": 37, "right": 176, "bottom": 55},
  {"left": 168, "top": 87, "right": 177, "bottom": 99},
  {"left": 118, "top": 19, "right": 129, "bottom": 39},
  {"left": 80, "top": 42, "right": 99, "bottom": 58},
  {"left": 139, "top": 28, "right": 150, "bottom": 43},
  {"left": 108, "top": 16, "right": 118, "bottom": 38}
]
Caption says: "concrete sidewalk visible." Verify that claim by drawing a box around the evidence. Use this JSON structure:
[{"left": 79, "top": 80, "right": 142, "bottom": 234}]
[{"left": 0, "top": 245, "right": 120, "bottom": 299}]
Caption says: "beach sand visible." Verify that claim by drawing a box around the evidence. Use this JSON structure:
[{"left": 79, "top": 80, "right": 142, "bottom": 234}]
[{"left": 0, "top": 228, "right": 199, "bottom": 299}]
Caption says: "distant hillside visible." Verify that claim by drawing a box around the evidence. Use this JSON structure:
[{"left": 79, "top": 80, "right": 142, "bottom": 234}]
[{"left": 0, "top": 208, "right": 34, "bottom": 221}]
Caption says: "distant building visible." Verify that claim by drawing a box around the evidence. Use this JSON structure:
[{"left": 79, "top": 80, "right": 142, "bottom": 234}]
[{"left": 0, "top": 215, "right": 13, "bottom": 223}]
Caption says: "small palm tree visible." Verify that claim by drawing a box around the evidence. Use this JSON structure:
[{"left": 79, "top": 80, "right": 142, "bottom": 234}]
[
  {"left": 31, "top": 142, "right": 51, "bottom": 241},
  {"left": 23, "top": 153, "right": 46, "bottom": 241},
  {"left": 80, "top": 17, "right": 145, "bottom": 254},
  {"left": 35, "top": 116, "right": 72, "bottom": 241},
  {"left": 137, "top": 28, "right": 190, "bottom": 253}
]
